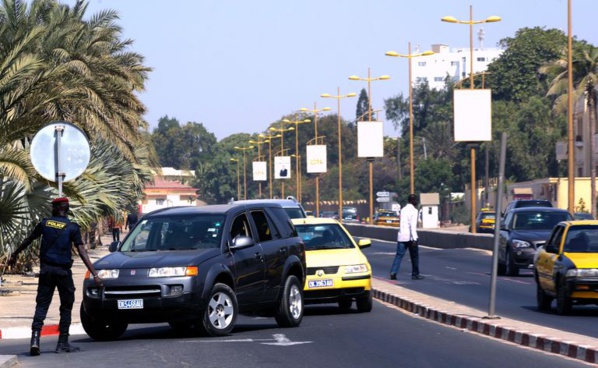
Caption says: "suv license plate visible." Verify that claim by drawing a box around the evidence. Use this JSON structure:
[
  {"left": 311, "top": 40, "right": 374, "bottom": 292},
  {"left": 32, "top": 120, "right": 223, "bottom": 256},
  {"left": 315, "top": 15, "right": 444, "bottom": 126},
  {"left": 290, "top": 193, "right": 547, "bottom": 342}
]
[
  {"left": 118, "top": 299, "right": 144, "bottom": 310},
  {"left": 308, "top": 279, "right": 333, "bottom": 288}
]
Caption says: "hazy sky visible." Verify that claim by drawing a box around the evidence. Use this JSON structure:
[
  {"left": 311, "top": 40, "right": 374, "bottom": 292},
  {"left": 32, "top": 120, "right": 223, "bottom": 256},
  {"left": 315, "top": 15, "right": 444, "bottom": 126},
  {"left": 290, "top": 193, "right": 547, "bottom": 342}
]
[{"left": 70, "top": 0, "right": 595, "bottom": 141}]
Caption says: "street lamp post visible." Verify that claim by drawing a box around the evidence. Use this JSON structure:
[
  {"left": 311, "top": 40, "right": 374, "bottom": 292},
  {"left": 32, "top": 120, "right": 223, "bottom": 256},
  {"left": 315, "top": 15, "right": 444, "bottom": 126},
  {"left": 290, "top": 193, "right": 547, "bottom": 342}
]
[
  {"left": 385, "top": 44, "right": 434, "bottom": 194},
  {"left": 442, "top": 6, "right": 501, "bottom": 233},
  {"left": 234, "top": 145, "right": 254, "bottom": 200},
  {"left": 321, "top": 88, "right": 356, "bottom": 218},
  {"left": 270, "top": 124, "right": 295, "bottom": 198},
  {"left": 300, "top": 103, "right": 331, "bottom": 217},
  {"left": 230, "top": 158, "right": 240, "bottom": 200},
  {"left": 283, "top": 117, "right": 311, "bottom": 201},
  {"left": 263, "top": 131, "right": 282, "bottom": 199},
  {"left": 249, "top": 135, "right": 270, "bottom": 198},
  {"left": 349, "top": 68, "right": 390, "bottom": 224}
]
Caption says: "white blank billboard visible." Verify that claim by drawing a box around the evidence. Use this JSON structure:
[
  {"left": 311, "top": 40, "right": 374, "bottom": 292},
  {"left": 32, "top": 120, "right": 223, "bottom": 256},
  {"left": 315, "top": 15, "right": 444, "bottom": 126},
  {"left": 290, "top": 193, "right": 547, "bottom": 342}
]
[
  {"left": 357, "top": 121, "right": 384, "bottom": 157},
  {"left": 454, "top": 89, "right": 492, "bottom": 142}
]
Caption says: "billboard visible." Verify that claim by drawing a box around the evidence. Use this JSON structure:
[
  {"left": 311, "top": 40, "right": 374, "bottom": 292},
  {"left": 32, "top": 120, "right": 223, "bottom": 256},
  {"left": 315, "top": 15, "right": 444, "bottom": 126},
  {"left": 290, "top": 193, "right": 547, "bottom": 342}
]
[
  {"left": 274, "top": 156, "right": 291, "bottom": 179},
  {"left": 252, "top": 161, "right": 267, "bottom": 181},
  {"left": 453, "top": 89, "right": 492, "bottom": 142},
  {"left": 357, "top": 121, "right": 384, "bottom": 157},
  {"left": 306, "top": 145, "right": 327, "bottom": 173}
]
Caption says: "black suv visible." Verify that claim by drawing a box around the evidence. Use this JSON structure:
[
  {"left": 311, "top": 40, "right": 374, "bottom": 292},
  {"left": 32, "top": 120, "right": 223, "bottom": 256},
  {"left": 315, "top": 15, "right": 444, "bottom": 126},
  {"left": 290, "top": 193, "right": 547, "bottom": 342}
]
[
  {"left": 81, "top": 203, "right": 306, "bottom": 340},
  {"left": 498, "top": 206, "right": 573, "bottom": 276},
  {"left": 502, "top": 199, "right": 552, "bottom": 217}
]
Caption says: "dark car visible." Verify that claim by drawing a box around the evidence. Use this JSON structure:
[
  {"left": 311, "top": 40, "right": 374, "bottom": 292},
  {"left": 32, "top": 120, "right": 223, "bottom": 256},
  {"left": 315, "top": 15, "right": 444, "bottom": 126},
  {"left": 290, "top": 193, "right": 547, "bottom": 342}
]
[
  {"left": 502, "top": 199, "right": 552, "bottom": 218},
  {"left": 230, "top": 196, "right": 307, "bottom": 219},
  {"left": 498, "top": 207, "right": 573, "bottom": 276},
  {"left": 574, "top": 212, "right": 594, "bottom": 220},
  {"left": 81, "top": 203, "right": 306, "bottom": 340},
  {"left": 341, "top": 207, "right": 360, "bottom": 223}
]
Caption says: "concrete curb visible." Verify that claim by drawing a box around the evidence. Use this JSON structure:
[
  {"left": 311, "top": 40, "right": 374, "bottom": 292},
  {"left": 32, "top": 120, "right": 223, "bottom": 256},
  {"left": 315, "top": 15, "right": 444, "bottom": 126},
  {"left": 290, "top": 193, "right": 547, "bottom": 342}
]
[{"left": 373, "top": 288, "right": 598, "bottom": 364}]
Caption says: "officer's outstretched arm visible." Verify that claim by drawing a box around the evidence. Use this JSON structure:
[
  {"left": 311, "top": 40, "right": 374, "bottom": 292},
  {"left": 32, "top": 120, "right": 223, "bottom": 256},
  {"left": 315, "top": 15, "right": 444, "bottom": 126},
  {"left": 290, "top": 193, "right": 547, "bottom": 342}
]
[{"left": 76, "top": 244, "right": 103, "bottom": 286}]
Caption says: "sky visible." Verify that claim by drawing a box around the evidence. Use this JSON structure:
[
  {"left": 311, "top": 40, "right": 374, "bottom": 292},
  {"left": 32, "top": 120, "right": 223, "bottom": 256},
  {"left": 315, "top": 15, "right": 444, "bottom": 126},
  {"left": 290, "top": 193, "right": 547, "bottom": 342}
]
[{"left": 67, "top": 0, "right": 596, "bottom": 141}]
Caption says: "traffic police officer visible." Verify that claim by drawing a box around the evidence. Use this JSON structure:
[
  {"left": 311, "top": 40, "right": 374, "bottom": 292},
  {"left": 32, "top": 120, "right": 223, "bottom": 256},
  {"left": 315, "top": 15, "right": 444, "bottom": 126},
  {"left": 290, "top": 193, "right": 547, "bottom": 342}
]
[{"left": 8, "top": 197, "right": 103, "bottom": 356}]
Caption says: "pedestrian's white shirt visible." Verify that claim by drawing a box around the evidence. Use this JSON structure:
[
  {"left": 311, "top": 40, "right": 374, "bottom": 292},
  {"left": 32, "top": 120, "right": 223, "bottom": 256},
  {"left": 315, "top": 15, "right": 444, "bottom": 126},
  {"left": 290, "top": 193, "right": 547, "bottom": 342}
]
[{"left": 397, "top": 203, "right": 418, "bottom": 242}]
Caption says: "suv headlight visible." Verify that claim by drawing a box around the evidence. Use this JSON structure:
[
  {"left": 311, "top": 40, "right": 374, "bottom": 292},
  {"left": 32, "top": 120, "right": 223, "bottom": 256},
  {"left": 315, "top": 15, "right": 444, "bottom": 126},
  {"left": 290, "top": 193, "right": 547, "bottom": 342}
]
[
  {"left": 344, "top": 264, "right": 368, "bottom": 274},
  {"left": 511, "top": 239, "right": 532, "bottom": 249},
  {"left": 97, "top": 269, "right": 120, "bottom": 279},
  {"left": 149, "top": 266, "right": 198, "bottom": 277},
  {"left": 566, "top": 268, "right": 598, "bottom": 278}
]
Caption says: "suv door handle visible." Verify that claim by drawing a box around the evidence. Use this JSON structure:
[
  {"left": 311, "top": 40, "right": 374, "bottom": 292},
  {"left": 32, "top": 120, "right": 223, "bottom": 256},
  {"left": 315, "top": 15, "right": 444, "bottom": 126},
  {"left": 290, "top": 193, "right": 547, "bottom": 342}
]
[
  {"left": 278, "top": 247, "right": 288, "bottom": 255},
  {"left": 255, "top": 252, "right": 264, "bottom": 262}
]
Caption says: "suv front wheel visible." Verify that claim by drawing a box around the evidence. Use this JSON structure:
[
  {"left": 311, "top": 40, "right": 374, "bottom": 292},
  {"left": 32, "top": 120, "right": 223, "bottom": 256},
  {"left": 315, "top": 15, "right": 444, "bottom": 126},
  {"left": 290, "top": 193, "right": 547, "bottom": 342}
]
[
  {"left": 199, "top": 283, "right": 238, "bottom": 336},
  {"left": 275, "top": 275, "right": 303, "bottom": 327}
]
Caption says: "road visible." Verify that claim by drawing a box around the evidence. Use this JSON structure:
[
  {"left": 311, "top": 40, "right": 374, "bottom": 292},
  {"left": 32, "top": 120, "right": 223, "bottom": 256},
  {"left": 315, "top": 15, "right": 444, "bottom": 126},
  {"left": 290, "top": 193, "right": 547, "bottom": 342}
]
[
  {"left": 0, "top": 303, "right": 590, "bottom": 368},
  {"left": 363, "top": 239, "right": 598, "bottom": 339}
]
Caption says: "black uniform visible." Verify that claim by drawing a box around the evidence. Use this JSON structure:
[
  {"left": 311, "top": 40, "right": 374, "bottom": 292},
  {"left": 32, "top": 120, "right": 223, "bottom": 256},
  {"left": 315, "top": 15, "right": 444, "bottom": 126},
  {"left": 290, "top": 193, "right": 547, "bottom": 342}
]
[{"left": 25, "top": 216, "right": 83, "bottom": 335}]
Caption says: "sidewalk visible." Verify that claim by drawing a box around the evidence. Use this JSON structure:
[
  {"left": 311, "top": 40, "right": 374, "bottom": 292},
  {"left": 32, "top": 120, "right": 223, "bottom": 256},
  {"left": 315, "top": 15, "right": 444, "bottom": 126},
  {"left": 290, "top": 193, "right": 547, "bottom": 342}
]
[{"left": 2, "top": 234, "right": 598, "bottom": 366}]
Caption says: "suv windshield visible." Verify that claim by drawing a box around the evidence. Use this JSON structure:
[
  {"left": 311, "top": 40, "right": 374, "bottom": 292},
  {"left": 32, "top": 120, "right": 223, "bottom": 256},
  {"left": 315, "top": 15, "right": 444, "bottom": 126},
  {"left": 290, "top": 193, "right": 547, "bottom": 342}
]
[{"left": 121, "top": 214, "right": 225, "bottom": 251}]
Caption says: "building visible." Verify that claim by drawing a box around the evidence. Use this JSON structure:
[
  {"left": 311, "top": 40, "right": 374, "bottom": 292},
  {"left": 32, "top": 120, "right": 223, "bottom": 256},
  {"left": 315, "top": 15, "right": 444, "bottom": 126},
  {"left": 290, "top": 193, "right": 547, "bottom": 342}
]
[
  {"left": 412, "top": 42, "right": 503, "bottom": 90},
  {"left": 141, "top": 169, "right": 203, "bottom": 215}
]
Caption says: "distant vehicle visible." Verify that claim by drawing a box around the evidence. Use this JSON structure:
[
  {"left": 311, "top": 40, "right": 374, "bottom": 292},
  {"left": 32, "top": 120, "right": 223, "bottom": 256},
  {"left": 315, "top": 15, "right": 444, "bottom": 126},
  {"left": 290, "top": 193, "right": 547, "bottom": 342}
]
[
  {"left": 502, "top": 199, "right": 552, "bottom": 217},
  {"left": 374, "top": 210, "right": 400, "bottom": 227},
  {"left": 574, "top": 212, "right": 594, "bottom": 220},
  {"left": 230, "top": 196, "right": 306, "bottom": 219},
  {"left": 81, "top": 202, "right": 306, "bottom": 340},
  {"left": 534, "top": 220, "right": 598, "bottom": 315},
  {"left": 320, "top": 210, "right": 339, "bottom": 219},
  {"left": 292, "top": 217, "right": 373, "bottom": 312},
  {"left": 305, "top": 210, "right": 315, "bottom": 218},
  {"left": 498, "top": 207, "right": 573, "bottom": 276},
  {"left": 474, "top": 210, "right": 496, "bottom": 234},
  {"left": 341, "top": 207, "right": 360, "bottom": 223}
]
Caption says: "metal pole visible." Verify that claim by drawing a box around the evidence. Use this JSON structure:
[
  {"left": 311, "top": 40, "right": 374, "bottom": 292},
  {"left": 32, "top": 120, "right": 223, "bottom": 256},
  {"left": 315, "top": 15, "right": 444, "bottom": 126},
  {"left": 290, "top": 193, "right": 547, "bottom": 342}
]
[
  {"left": 567, "top": 0, "right": 575, "bottom": 213},
  {"left": 409, "top": 42, "right": 415, "bottom": 194},
  {"left": 54, "top": 125, "right": 65, "bottom": 197},
  {"left": 487, "top": 132, "right": 507, "bottom": 319},
  {"left": 338, "top": 87, "right": 343, "bottom": 218}
]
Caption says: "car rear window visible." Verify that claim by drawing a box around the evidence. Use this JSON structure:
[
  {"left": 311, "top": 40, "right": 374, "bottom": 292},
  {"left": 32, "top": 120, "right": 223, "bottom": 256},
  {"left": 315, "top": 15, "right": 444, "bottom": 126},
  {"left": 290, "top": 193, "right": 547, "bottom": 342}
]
[
  {"left": 268, "top": 207, "right": 297, "bottom": 239},
  {"left": 512, "top": 211, "right": 571, "bottom": 230}
]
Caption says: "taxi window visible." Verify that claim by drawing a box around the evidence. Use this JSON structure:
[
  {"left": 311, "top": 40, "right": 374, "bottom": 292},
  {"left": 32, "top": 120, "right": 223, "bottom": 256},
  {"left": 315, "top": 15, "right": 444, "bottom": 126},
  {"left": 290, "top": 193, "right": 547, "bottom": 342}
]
[{"left": 545, "top": 225, "right": 565, "bottom": 253}]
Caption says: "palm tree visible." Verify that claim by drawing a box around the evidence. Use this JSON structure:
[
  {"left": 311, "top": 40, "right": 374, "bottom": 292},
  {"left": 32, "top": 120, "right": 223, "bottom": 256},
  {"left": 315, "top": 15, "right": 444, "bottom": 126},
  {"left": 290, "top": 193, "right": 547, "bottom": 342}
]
[{"left": 541, "top": 43, "right": 598, "bottom": 217}]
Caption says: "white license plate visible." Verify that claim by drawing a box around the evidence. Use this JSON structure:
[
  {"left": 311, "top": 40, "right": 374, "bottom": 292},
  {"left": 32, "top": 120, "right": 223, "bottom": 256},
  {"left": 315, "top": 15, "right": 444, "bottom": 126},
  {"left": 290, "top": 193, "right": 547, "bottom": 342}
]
[
  {"left": 118, "top": 299, "right": 144, "bottom": 310},
  {"left": 386, "top": 220, "right": 393, "bottom": 223},
  {"left": 308, "top": 279, "right": 333, "bottom": 288}
]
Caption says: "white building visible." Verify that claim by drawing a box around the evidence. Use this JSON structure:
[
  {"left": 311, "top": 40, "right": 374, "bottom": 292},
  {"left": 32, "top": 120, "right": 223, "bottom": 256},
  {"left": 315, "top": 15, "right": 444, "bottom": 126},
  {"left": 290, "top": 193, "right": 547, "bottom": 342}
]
[{"left": 412, "top": 44, "right": 503, "bottom": 90}]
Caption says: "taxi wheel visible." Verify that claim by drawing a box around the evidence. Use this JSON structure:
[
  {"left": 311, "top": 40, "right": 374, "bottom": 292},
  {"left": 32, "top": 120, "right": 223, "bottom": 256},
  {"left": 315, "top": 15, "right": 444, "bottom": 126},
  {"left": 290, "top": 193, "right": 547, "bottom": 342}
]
[
  {"left": 275, "top": 275, "right": 304, "bottom": 327},
  {"left": 199, "top": 283, "right": 238, "bottom": 337},
  {"left": 556, "top": 282, "right": 572, "bottom": 315},
  {"left": 80, "top": 304, "right": 128, "bottom": 341},
  {"left": 356, "top": 292, "right": 373, "bottom": 313},
  {"left": 536, "top": 284, "right": 553, "bottom": 311}
]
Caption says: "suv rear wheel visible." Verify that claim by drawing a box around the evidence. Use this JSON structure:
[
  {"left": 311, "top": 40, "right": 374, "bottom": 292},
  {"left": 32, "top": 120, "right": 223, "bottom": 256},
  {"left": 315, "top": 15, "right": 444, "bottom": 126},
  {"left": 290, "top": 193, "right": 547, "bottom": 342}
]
[
  {"left": 199, "top": 283, "right": 238, "bottom": 336},
  {"left": 275, "top": 275, "right": 303, "bottom": 327}
]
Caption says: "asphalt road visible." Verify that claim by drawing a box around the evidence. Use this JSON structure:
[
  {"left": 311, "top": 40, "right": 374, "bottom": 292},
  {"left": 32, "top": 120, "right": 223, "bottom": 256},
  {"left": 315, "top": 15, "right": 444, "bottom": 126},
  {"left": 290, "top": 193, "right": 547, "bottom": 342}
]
[
  {"left": 363, "top": 239, "right": 598, "bottom": 339},
  {"left": 1, "top": 302, "right": 590, "bottom": 368}
]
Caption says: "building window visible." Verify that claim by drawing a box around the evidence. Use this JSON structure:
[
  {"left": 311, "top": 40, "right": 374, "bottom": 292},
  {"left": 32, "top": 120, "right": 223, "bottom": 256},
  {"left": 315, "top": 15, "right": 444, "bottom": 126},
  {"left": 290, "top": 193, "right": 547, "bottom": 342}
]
[
  {"left": 415, "top": 77, "right": 428, "bottom": 83},
  {"left": 477, "top": 57, "right": 486, "bottom": 62},
  {"left": 156, "top": 199, "right": 165, "bottom": 205},
  {"left": 417, "top": 61, "right": 427, "bottom": 67},
  {"left": 434, "top": 76, "right": 444, "bottom": 82},
  {"left": 450, "top": 61, "right": 458, "bottom": 66}
]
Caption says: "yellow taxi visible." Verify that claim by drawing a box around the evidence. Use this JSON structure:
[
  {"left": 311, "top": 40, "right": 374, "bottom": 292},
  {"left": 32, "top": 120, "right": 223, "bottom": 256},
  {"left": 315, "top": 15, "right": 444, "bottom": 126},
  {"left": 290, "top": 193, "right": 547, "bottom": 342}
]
[
  {"left": 475, "top": 208, "right": 496, "bottom": 233},
  {"left": 291, "top": 217, "right": 373, "bottom": 312},
  {"left": 534, "top": 220, "right": 598, "bottom": 315},
  {"left": 374, "top": 209, "right": 400, "bottom": 227}
]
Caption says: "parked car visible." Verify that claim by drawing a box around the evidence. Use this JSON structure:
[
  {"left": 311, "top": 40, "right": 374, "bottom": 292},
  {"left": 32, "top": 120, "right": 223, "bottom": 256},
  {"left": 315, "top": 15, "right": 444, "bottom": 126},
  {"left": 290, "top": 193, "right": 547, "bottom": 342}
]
[
  {"left": 474, "top": 209, "right": 496, "bottom": 233},
  {"left": 502, "top": 199, "right": 553, "bottom": 218},
  {"left": 534, "top": 220, "right": 598, "bottom": 315},
  {"left": 292, "top": 217, "right": 373, "bottom": 312},
  {"left": 230, "top": 196, "right": 306, "bottom": 219},
  {"left": 319, "top": 210, "right": 339, "bottom": 219},
  {"left": 81, "top": 202, "right": 306, "bottom": 340},
  {"left": 498, "top": 207, "right": 573, "bottom": 276},
  {"left": 341, "top": 207, "right": 360, "bottom": 223},
  {"left": 374, "top": 209, "right": 400, "bottom": 227}
]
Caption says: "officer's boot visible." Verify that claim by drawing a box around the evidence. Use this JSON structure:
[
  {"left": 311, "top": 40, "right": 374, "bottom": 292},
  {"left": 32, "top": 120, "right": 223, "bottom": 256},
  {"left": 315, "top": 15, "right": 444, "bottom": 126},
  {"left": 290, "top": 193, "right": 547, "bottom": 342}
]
[
  {"left": 30, "top": 330, "right": 41, "bottom": 356},
  {"left": 55, "top": 334, "right": 80, "bottom": 353}
]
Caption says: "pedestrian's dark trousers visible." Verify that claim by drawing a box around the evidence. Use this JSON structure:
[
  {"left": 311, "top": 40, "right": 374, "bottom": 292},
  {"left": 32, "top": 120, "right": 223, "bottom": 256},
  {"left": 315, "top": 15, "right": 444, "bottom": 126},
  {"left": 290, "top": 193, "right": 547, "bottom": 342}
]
[{"left": 32, "top": 266, "right": 75, "bottom": 335}]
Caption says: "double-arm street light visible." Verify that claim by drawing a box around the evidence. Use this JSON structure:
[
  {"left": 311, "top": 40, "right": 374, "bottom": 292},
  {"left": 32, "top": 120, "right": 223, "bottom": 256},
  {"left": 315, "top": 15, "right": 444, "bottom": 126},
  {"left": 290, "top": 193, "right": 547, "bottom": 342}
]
[
  {"left": 349, "top": 68, "right": 390, "bottom": 224},
  {"left": 234, "top": 145, "right": 254, "bottom": 200},
  {"left": 442, "top": 6, "right": 501, "bottom": 233},
  {"left": 270, "top": 124, "right": 295, "bottom": 198},
  {"left": 321, "top": 88, "right": 356, "bottom": 218},
  {"left": 385, "top": 44, "right": 434, "bottom": 194},
  {"left": 282, "top": 117, "right": 311, "bottom": 202},
  {"left": 230, "top": 158, "right": 240, "bottom": 200},
  {"left": 262, "top": 131, "right": 282, "bottom": 199},
  {"left": 249, "top": 135, "right": 270, "bottom": 198},
  {"left": 300, "top": 103, "right": 331, "bottom": 217}
]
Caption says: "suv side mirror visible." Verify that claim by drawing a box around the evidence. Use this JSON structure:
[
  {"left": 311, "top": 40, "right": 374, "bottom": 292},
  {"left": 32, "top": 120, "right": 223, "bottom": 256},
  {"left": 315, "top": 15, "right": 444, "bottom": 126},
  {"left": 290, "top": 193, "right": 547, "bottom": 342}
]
[
  {"left": 109, "top": 241, "right": 120, "bottom": 252},
  {"left": 230, "top": 235, "right": 255, "bottom": 250}
]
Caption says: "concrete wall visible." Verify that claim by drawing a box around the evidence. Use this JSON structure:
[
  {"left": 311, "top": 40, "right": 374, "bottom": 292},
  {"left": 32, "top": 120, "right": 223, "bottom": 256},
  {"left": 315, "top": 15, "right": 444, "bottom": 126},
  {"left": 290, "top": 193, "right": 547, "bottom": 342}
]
[{"left": 343, "top": 224, "right": 495, "bottom": 251}]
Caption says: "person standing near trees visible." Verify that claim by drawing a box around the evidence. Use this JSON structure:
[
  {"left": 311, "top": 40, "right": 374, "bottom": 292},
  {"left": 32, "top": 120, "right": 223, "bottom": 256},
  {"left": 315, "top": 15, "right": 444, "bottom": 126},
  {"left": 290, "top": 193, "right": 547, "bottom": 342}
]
[
  {"left": 108, "top": 215, "right": 123, "bottom": 241},
  {"left": 389, "top": 194, "right": 424, "bottom": 280},
  {"left": 8, "top": 197, "right": 103, "bottom": 356},
  {"left": 126, "top": 211, "right": 139, "bottom": 231}
]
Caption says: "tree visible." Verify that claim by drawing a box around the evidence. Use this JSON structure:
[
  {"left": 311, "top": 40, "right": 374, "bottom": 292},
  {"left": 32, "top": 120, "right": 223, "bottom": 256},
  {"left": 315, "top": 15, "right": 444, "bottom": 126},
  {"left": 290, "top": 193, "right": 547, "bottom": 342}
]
[{"left": 355, "top": 88, "right": 374, "bottom": 121}]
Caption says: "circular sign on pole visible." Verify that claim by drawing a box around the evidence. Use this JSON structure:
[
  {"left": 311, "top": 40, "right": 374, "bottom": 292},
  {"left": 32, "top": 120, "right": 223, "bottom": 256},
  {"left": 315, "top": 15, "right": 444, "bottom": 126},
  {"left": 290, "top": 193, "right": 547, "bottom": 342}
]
[{"left": 30, "top": 122, "right": 90, "bottom": 195}]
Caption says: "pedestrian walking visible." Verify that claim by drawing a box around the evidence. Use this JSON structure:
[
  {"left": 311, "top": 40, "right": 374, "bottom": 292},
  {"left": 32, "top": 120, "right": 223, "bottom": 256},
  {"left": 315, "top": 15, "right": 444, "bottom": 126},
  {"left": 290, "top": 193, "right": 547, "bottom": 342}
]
[
  {"left": 8, "top": 197, "right": 103, "bottom": 356},
  {"left": 108, "top": 215, "right": 123, "bottom": 241},
  {"left": 390, "top": 194, "right": 424, "bottom": 280},
  {"left": 126, "top": 211, "right": 139, "bottom": 231}
]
